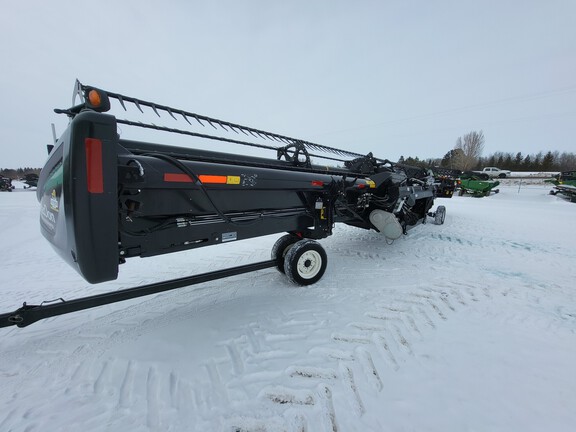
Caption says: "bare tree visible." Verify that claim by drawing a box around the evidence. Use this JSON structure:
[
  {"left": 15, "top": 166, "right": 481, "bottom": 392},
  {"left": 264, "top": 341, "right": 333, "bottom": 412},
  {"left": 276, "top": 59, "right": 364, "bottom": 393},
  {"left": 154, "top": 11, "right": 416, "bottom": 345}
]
[
  {"left": 453, "top": 130, "right": 485, "bottom": 171},
  {"left": 557, "top": 152, "right": 576, "bottom": 171}
]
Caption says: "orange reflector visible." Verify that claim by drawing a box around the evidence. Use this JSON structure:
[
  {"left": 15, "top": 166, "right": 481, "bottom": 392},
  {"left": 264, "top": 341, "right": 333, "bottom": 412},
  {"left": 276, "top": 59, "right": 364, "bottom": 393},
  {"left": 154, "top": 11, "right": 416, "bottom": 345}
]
[
  {"left": 311, "top": 180, "right": 324, "bottom": 186},
  {"left": 85, "top": 138, "right": 104, "bottom": 193},
  {"left": 88, "top": 89, "right": 102, "bottom": 107},
  {"left": 199, "top": 175, "right": 227, "bottom": 184}
]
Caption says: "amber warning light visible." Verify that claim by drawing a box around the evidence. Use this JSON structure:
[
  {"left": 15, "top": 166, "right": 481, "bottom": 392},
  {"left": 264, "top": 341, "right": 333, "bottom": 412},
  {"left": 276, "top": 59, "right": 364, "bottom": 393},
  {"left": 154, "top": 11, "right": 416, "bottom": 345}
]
[
  {"left": 84, "top": 87, "right": 111, "bottom": 112},
  {"left": 88, "top": 90, "right": 101, "bottom": 106}
]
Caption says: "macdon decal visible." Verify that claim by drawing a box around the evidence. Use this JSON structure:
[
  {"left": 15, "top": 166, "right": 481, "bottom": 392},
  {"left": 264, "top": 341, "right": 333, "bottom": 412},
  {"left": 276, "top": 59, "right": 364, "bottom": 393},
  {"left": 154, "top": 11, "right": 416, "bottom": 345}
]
[
  {"left": 241, "top": 174, "right": 258, "bottom": 187},
  {"left": 50, "top": 189, "right": 60, "bottom": 212},
  {"left": 40, "top": 204, "right": 56, "bottom": 231}
]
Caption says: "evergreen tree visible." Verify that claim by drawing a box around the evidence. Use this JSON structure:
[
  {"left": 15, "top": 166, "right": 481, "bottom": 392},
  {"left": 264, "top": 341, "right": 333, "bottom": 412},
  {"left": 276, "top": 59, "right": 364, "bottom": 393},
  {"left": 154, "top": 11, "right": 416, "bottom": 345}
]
[
  {"left": 533, "top": 152, "right": 543, "bottom": 171},
  {"left": 522, "top": 155, "right": 532, "bottom": 170},
  {"left": 514, "top": 152, "right": 523, "bottom": 170},
  {"left": 542, "top": 151, "right": 554, "bottom": 171}
]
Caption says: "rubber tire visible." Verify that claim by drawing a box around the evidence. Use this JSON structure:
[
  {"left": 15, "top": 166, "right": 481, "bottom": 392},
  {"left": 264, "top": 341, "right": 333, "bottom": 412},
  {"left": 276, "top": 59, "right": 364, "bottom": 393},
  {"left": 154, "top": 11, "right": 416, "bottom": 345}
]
[
  {"left": 284, "top": 239, "right": 327, "bottom": 286},
  {"left": 498, "top": 173, "right": 507, "bottom": 178},
  {"left": 271, "top": 234, "right": 300, "bottom": 273},
  {"left": 434, "top": 205, "right": 446, "bottom": 225}
]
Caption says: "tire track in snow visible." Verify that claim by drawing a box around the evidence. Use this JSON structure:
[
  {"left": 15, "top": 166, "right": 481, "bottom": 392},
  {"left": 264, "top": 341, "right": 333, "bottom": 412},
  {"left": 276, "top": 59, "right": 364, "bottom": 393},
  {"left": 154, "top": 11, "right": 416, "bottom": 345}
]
[
  {"left": 205, "top": 281, "right": 483, "bottom": 431},
  {"left": 118, "top": 360, "right": 136, "bottom": 409},
  {"left": 146, "top": 366, "right": 160, "bottom": 431},
  {"left": 356, "top": 347, "right": 383, "bottom": 392}
]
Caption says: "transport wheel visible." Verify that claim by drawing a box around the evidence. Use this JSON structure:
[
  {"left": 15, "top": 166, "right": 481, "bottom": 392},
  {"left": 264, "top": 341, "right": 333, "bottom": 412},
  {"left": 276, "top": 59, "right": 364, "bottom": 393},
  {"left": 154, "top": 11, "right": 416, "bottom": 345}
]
[
  {"left": 271, "top": 234, "right": 300, "bottom": 273},
  {"left": 434, "top": 205, "right": 446, "bottom": 225},
  {"left": 284, "top": 239, "right": 327, "bottom": 286},
  {"left": 499, "top": 173, "right": 507, "bottom": 178}
]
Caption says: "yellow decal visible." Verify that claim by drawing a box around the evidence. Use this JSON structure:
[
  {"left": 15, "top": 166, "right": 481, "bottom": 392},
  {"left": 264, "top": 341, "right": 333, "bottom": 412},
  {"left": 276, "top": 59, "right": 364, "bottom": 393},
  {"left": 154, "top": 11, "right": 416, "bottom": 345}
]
[
  {"left": 366, "top": 180, "right": 376, "bottom": 188},
  {"left": 227, "top": 176, "right": 241, "bottom": 185}
]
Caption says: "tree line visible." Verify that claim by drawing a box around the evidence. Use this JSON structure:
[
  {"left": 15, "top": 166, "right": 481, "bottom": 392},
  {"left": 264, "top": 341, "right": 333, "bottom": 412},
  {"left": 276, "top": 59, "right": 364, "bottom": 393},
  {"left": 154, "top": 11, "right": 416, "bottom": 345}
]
[
  {"left": 0, "top": 167, "right": 41, "bottom": 179},
  {"left": 476, "top": 151, "right": 575, "bottom": 172},
  {"left": 399, "top": 130, "right": 575, "bottom": 173},
  {"left": 402, "top": 151, "right": 575, "bottom": 173}
]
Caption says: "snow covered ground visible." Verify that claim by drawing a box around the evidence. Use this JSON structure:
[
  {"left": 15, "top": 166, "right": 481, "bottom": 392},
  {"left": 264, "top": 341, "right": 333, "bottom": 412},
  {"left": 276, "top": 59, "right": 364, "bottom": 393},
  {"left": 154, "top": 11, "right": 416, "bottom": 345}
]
[{"left": 1, "top": 183, "right": 575, "bottom": 432}]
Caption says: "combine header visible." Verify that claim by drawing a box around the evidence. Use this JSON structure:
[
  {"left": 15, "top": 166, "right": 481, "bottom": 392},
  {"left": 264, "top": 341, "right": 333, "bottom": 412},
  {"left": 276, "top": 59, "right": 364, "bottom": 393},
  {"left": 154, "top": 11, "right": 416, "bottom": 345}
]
[{"left": 0, "top": 81, "right": 446, "bottom": 328}]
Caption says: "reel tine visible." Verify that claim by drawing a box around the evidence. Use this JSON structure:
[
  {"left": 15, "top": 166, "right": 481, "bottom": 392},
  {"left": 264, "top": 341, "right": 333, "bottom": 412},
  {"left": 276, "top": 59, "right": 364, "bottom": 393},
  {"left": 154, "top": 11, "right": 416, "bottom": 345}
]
[
  {"left": 134, "top": 100, "right": 144, "bottom": 113},
  {"left": 167, "top": 108, "right": 177, "bottom": 121},
  {"left": 117, "top": 95, "right": 127, "bottom": 111},
  {"left": 181, "top": 113, "right": 192, "bottom": 125},
  {"left": 194, "top": 116, "right": 205, "bottom": 127},
  {"left": 151, "top": 104, "right": 161, "bottom": 117}
]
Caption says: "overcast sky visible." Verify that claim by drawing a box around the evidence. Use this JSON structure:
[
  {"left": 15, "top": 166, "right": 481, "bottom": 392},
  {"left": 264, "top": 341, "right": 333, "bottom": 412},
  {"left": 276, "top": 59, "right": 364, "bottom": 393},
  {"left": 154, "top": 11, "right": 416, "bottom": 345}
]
[{"left": 1, "top": 0, "right": 575, "bottom": 168}]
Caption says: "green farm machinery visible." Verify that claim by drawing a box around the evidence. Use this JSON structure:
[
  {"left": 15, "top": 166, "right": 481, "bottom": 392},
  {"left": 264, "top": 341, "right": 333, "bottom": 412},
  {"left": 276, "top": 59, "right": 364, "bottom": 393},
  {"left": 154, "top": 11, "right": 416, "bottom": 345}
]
[
  {"left": 548, "top": 170, "right": 576, "bottom": 203},
  {"left": 457, "top": 172, "right": 500, "bottom": 197}
]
